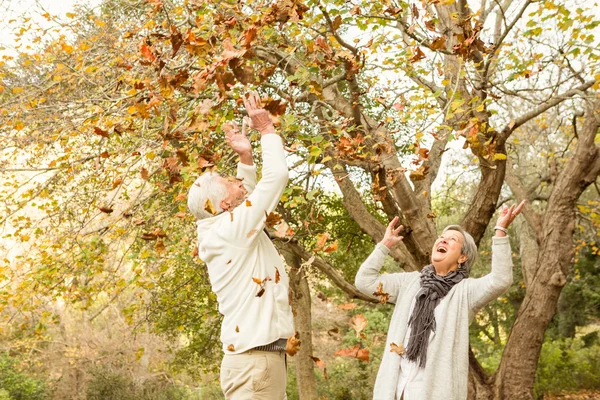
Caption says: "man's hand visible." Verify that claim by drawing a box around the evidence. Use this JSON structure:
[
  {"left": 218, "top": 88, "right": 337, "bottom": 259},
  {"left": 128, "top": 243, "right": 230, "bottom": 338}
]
[
  {"left": 224, "top": 121, "right": 253, "bottom": 166},
  {"left": 380, "top": 216, "right": 404, "bottom": 250},
  {"left": 242, "top": 90, "right": 275, "bottom": 135}
]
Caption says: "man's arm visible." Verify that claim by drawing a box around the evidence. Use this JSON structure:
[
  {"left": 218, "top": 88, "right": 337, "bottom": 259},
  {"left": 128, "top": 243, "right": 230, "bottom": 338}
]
[{"left": 219, "top": 92, "right": 289, "bottom": 246}]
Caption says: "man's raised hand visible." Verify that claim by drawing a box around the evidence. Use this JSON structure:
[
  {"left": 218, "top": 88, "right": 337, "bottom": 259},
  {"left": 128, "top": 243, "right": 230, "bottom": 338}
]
[
  {"left": 242, "top": 90, "right": 275, "bottom": 135},
  {"left": 224, "top": 121, "right": 253, "bottom": 166}
]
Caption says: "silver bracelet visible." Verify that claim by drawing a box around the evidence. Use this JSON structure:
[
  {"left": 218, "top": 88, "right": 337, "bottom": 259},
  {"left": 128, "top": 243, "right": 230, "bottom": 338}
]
[{"left": 494, "top": 226, "right": 508, "bottom": 234}]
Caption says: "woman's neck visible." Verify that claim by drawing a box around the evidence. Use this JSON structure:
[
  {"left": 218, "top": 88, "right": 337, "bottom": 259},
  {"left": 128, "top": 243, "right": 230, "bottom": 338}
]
[{"left": 433, "top": 263, "right": 458, "bottom": 276}]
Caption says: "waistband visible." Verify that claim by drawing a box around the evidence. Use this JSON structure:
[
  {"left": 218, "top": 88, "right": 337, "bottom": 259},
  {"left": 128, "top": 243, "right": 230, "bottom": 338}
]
[{"left": 252, "top": 338, "right": 287, "bottom": 352}]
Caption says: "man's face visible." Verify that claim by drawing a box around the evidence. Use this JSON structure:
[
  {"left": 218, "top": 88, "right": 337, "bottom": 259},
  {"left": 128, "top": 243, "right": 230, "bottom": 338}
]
[
  {"left": 221, "top": 176, "right": 247, "bottom": 210},
  {"left": 431, "top": 230, "right": 465, "bottom": 266}
]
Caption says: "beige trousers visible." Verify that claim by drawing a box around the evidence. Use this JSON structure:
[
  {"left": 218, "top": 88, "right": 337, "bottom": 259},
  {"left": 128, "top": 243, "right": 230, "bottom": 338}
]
[{"left": 220, "top": 349, "right": 287, "bottom": 399}]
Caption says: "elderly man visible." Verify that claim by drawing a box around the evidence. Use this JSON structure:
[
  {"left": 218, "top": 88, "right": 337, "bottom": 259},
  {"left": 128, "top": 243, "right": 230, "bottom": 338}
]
[
  {"left": 356, "top": 201, "right": 525, "bottom": 400},
  {"left": 188, "top": 92, "right": 293, "bottom": 399}
]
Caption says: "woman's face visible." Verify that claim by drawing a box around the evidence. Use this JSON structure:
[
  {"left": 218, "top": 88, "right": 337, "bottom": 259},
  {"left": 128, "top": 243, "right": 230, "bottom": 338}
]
[{"left": 431, "top": 230, "right": 465, "bottom": 267}]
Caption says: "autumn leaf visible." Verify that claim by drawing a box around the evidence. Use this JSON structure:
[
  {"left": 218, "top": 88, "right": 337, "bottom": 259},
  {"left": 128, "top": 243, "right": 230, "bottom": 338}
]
[
  {"left": 198, "top": 157, "right": 214, "bottom": 169},
  {"left": 311, "top": 356, "right": 326, "bottom": 369},
  {"left": 246, "top": 229, "right": 257, "bottom": 238},
  {"left": 245, "top": 199, "right": 252, "bottom": 207},
  {"left": 286, "top": 334, "right": 301, "bottom": 356},
  {"left": 235, "top": 326, "right": 239, "bottom": 333},
  {"left": 204, "top": 199, "right": 217, "bottom": 215},
  {"left": 430, "top": 36, "right": 447, "bottom": 51},
  {"left": 332, "top": 15, "right": 342, "bottom": 31},
  {"left": 324, "top": 240, "right": 338, "bottom": 253},
  {"left": 99, "top": 206, "right": 113, "bottom": 214},
  {"left": 334, "top": 344, "right": 370, "bottom": 362},
  {"left": 373, "top": 282, "right": 391, "bottom": 304},
  {"left": 111, "top": 177, "right": 122, "bottom": 190},
  {"left": 409, "top": 47, "right": 426, "bottom": 63},
  {"left": 227, "top": 344, "right": 235, "bottom": 352},
  {"left": 314, "top": 232, "right": 330, "bottom": 252},
  {"left": 390, "top": 342, "right": 406, "bottom": 355},
  {"left": 338, "top": 303, "right": 358, "bottom": 310},
  {"left": 265, "top": 211, "right": 282, "bottom": 228},
  {"left": 350, "top": 314, "right": 368, "bottom": 338},
  {"left": 141, "top": 233, "right": 157, "bottom": 241},
  {"left": 141, "top": 42, "right": 156, "bottom": 63},
  {"left": 94, "top": 126, "right": 110, "bottom": 138},
  {"left": 327, "top": 327, "right": 340, "bottom": 336},
  {"left": 256, "top": 287, "right": 265, "bottom": 298},
  {"left": 170, "top": 25, "right": 183, "bottom": 56},
  {"left": 174, "top": 212, "right": 187, "bottom": 219},
  {"left": 252, "top": 277, "right": 263, "bottom": 285},
  {"left": 275, "top": 267, "right": 281, "bottom": 284},
  {"left": 155, "top": 239, "right": 166, "bottom": 254}
]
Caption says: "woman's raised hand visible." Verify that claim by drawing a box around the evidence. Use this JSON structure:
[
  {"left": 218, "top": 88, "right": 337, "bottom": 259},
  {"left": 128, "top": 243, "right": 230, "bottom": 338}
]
[
  {"left": 496, "top": 200, "right": 526, "bottom": 229},
  {"left": 380, "top": 216, "right": 404, "bottom": 249}
]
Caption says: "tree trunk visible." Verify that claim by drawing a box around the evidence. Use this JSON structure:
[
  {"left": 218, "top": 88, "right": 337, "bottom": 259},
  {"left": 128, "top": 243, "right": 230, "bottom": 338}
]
[{"left": 289, "top": 264, "right": 318, "bottom": 400}]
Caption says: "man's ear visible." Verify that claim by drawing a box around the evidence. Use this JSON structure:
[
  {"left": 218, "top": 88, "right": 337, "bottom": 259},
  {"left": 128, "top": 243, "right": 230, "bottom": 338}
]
[{"left": 220, "top": 199, "right": 230, "bottom": 212}]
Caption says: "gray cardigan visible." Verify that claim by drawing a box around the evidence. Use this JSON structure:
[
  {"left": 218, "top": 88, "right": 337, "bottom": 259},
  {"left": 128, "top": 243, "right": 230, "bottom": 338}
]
[{"left": 355, "top": 236, "right": 513, "bottom": 400}]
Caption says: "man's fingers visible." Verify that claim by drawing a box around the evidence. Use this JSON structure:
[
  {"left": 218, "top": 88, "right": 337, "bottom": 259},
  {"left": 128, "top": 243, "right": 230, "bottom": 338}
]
[
  {"left": 393, "top": 225, "right": 404, "bottom": 234},
  {"left": 242, "top": 117, "right": 248, "bottom": 136}
]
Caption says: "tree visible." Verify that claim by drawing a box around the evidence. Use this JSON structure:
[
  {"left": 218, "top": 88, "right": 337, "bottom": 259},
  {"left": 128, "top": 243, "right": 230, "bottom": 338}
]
[{"left": 1, "top": 0, "right": 599, "bottom": 399}]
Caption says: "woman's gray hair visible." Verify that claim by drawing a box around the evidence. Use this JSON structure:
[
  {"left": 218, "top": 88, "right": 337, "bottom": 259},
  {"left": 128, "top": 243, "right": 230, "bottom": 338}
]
[
  {"left": 442, "top": 225, "right": 478, "bottom": 274},
  {"left": 187, "top": 171, "right": 229, "bottom": 220}
]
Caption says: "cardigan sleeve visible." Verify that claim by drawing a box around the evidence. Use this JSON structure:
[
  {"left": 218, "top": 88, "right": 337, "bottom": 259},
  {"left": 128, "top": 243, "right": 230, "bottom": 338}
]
[
  {"left": 467, "top": 235, "right": 514, "bottom": 313},
  {"left": 355, "top": 243, "right": 414, "bottom": 304},
  {"left": 236, "top": 162, "right": 257, "bottom": 195}
]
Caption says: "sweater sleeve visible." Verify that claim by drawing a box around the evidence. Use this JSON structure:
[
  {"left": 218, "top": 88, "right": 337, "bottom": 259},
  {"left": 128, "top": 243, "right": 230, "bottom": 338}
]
[
  {"left": 467, "top": 236, "right": 513, "bottom": 312},
  {"left": 236, "top": 162, "right": 257, "bottom": 195},
  {"left": 355, "top": 243, "right": 412, "bottom": 305},
  {"left": 218, "top": 135, "right": 289, "bottom": 246}
]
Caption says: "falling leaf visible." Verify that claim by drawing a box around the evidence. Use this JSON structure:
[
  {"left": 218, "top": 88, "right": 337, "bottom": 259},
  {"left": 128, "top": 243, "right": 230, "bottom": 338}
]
[
  {"left": 351, "top": 314, "right": 368, "bottom": 338},
  {"left": 204, "top": 199, "right": 217, "bottom": 215},
  {"left": 332, "top": 15, "right": 342, "bottom": 31},
  {"left": 112, "top": 177, "right": 122, "bottom": 190},
  {"left": 174, "top": 212, "right": 187, "bottom": 218},
  {"left": 246, "top": 229, "right": 258, "bottom": 238},
  {"left": 265, "top": 211, "right": 282, "bottom": 228},
  {"left": 141, "top": 42, "right": 156, "bottom": 63},
  {"left": 94, "top": 126, "right": 110, "bottom": 138},
  {"left": 409, "top": 47, "right": 426, "bottom": 63},
  {"left": 373, "top": 282, "right": 390, "bottom": 304},
  {"left": 311, "top": 356, "right": 326, "bottom": 369},
  {"left": 338, "top": 303, "right": 358, "bottom": 310},
  {"left": 286, "top": 335, "right": 301, "bottom": 356},
  {"left": 324, "top": 240, "right": 338, "bottom": 253},
  {"left": 327, "top": 327, "right": 340, "bottom": 336},
  {"left": 275, "top": 267, "right": 281, "bottom": 284},
  {"left": 141, "top": 167, "right": 149, "bottom": 180},
  {"left": 198, "top": 157, "right": 214, "bottom": 169},
  {"left": 256, "top": 287, "right": 265, "bottom": 297},
  {"left": 100, "top": 151, "right": 110, "bottom": 158},
  {"left": 192, "top": 246, "right": 198, "bottom": 257},
  {"left": 245, "top": 199, "right": 252, "bottom": 207},
  {"left": 252, "top": 277, "right": 263, "bottom": 285},
  {"left": 334, "top": 344, "right": 370, "bottom": 362},
  {"left": 390, "top": 342, "right": 406, "bottom": 355},
  {"left": 430, "top": 36, "right": 446, "bottom": 51},
  {"left": 99, "top": 206, "right": 113, "bottom": 214},
  {"left": 314, "top": 232, "right": 330, "bottom": 252},
  {"left": 235, "top": 326, "right": 239, "bottom": 333},
  {"left": 227, "top": 344, "right": 235, "bottom": 352}
]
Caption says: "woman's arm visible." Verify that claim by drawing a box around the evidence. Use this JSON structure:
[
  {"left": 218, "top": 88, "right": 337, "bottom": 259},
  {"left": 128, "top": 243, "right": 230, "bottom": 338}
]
[
  {"left": 467, "top": 201, "right": 525, "bottom": 312},
  {"left": 355, "top": 217, "right": 414, "bottom": 304}
]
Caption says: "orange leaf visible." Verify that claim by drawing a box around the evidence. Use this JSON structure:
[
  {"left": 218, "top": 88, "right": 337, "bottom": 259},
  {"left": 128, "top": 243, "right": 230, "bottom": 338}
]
[
  {"left": 409, "top": 46, "right": 426, "bottom": 63},
  {"left": 245, "top": 199, "right": 252, "bottom": 207},
  {"left": 174, "top": 212, "right": 187, "bottom": 218},
  {"left": 252, "top": 277, "right": 263, "bottom": 285},
  {"left": 94, "top": 126, "right": 109, "bottom": 138},
  {"left": 227, "top": 344, "right": 235, "bottom": 352},
  {"left": 311, "top": 356, "right": 326, "bottom": 369},
  {"left": 338, "top": 303, "right": 358, "bottom": 310},
  {"left": 112, "top": 177, "right": 122, "bottom": 190},
  {"left": 141, "top": 43, "right": 156, "bottom": 63},
  {"left": 265, "top": 211, "right": 282, "bottom": 228},
  {"left": 275, "top": 267, "right": 281, "bottom": 284},
  {"left": 99, "top": 206, "right": 113, "bottom": 214},
  {"left": 286, "top": 335, "right": 301, "bottom": 356},
  {"left": 314, "top": 232, "right": 330, "bottom": 252},
  {"left": 351, "top": 314, "right": 368, "bottom": 337},
  {"left": 390, "top": 342, "right": 406, "bottom": 355},
  {"left": 141, "top": 167, "right": 149, "bottom": 180},
  {"left": 235, "top": 325, "right": 239, "bottom": 332},
  {"left": 373, "top": 282, "right": 391, "bottom": 304},
  {"left": 324, "top": 239, "right": 338, "bottom": 253}
]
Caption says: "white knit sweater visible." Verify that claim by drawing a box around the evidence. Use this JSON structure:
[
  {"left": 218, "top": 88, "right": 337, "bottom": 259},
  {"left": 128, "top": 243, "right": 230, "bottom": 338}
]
[
  {"left": 196, "top": 135, "right": 294, "bottom": 354},
  {"left": 355, "top": 236, "right": 513, "bottom": 400}
]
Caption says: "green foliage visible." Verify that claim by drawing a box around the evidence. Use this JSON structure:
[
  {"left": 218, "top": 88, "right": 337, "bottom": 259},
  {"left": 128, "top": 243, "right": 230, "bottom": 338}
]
[
  {"left": 86, "top": 366, "right": 200, "bottom": 400},
  {"left": 534, "top": 338, "right": 600, "bottom": 397},
  {"left": 0, "top": 353, "right": 48, "bottom": 400}
]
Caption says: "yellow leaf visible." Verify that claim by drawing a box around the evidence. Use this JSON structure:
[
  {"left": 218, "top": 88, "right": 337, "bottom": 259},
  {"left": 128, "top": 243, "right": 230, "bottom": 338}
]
[
  {"left": 95, "top": 19, "right": 105, "bottom": 27},
  {"left": 66, "top": 12, "right": 76, "bottom": 18},
  {"left": 492, "top": 153, "right": 507, "bottom": 161},
  {"left": 127, "top": 105, "right": 137, "bottom": 114},
  {"left": 12, "top": 87, "right": 24, "bottom": 94},
  {"left": 14, "top": 121, "right": 24, "bottom": 130}
]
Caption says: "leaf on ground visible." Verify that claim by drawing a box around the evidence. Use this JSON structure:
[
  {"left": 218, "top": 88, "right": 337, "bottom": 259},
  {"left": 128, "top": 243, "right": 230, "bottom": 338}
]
[{"left": 338, "top": 303, "right": 357, "bottom": 310}]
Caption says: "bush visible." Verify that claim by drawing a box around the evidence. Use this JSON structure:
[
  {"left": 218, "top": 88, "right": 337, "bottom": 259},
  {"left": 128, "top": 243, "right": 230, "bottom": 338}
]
[
  {"left": 534, "top": 338, "right": 600, "bottom": 398},
  {"left": 86, "top": 366, "right": 200, "bottom": 400},
  {"left": 0, "top": 353, "right": 48, "bottom": 400}
]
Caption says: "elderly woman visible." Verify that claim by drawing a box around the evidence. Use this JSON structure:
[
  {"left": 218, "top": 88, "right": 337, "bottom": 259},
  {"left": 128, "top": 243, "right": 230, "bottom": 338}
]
[{"left": 355, "top": 201, "right": 525, "bottom": 400}]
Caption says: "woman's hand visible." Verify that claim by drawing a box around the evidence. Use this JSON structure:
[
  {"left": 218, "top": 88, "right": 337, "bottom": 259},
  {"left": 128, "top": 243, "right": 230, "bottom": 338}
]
[
  {"left": 380, "top": 216, "right": 404, "bottom": 249},
  {"left": 495, "top": 200, "right": 526, "bottom": 234}
]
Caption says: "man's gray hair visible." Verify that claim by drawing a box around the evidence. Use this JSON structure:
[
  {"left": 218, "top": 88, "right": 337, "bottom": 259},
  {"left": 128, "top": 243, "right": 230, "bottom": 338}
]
[
  {"left": 187, "top": 171, "right": 228, "bottom": 220},
  {"left": 442, "top": 225, "right": 478, "bottom": 274}
]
